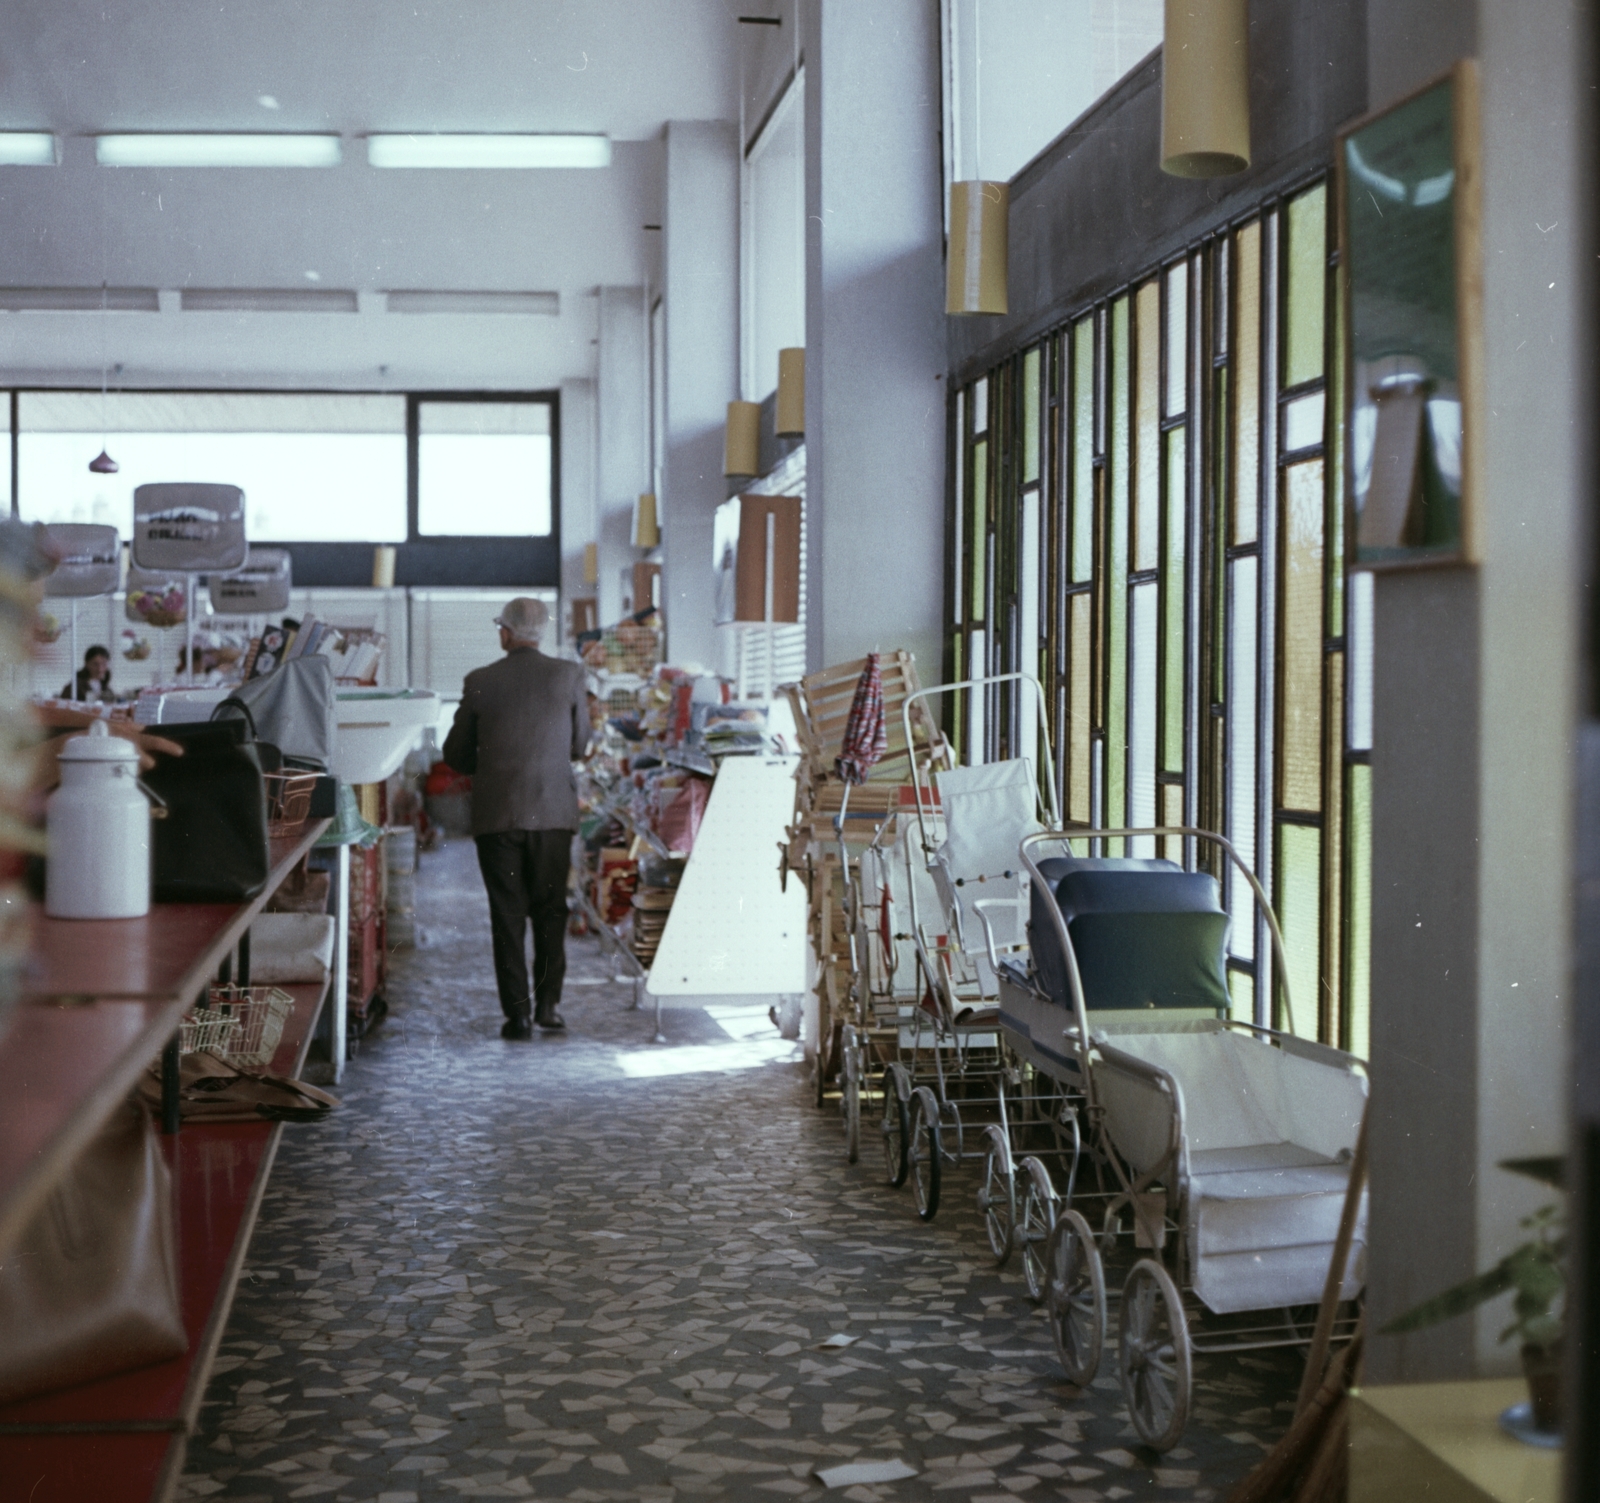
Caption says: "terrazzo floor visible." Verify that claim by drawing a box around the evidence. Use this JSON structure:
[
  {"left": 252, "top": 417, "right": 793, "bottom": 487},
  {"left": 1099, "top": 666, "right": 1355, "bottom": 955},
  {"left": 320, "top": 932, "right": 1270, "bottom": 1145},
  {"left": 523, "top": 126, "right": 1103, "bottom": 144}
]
[{"left": 177, "top": 838, "right": 1296, "bottom": 1503}]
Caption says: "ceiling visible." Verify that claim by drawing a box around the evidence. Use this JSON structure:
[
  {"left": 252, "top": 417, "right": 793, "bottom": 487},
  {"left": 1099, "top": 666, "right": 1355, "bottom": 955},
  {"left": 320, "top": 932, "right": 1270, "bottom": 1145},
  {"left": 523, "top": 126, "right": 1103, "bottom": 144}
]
[{"left": 0, "top": 0, "right": 755, "bottom": 391}]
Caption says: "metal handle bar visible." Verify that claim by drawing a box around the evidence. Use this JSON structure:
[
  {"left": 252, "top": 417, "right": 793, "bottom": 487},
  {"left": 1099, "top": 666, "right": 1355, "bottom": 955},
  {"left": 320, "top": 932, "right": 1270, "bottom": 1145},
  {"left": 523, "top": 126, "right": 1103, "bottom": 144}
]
[
  {"left": 901, "top": 672, "right": 1061, "bottom": 857},
  {"left": 1018, "top": 824, "right": 1297, "bottom": 1042}
]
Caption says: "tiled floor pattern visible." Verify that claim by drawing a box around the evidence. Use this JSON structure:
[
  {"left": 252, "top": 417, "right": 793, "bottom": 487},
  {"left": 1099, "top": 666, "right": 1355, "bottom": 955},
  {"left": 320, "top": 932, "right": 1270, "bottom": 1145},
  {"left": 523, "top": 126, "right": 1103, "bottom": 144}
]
[{"left": 178, "top": 839, "right": 1296, "bottom": 1503}]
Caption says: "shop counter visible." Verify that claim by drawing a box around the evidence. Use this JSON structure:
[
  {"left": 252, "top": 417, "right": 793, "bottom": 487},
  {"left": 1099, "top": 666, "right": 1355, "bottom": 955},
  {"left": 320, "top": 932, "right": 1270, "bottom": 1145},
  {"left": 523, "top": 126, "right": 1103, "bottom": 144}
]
[{"left": 0, "top": 820, "right": 332, "bottom": 1503}]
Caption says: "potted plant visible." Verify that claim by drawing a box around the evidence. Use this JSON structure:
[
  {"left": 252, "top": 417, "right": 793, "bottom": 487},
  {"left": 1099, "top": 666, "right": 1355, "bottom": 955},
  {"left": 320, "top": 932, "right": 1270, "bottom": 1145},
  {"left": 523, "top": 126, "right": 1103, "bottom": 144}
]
[{"left": 1380, "top": 1187, "right": 1565, "bottom": 1436}]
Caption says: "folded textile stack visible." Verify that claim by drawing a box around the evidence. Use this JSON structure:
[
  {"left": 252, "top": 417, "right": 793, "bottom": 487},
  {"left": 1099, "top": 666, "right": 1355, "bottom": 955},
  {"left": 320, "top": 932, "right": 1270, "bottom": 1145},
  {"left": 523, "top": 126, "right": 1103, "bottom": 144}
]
[{"left": 630, "top": 887, "right": 674, "bottom": 966}]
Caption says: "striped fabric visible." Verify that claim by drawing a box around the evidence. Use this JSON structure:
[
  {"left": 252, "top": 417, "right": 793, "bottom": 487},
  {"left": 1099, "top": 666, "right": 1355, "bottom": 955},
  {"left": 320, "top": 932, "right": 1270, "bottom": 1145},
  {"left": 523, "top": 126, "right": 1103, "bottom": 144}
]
[{"left": 834, "top": 652, "right": 887, "bottom": 785}]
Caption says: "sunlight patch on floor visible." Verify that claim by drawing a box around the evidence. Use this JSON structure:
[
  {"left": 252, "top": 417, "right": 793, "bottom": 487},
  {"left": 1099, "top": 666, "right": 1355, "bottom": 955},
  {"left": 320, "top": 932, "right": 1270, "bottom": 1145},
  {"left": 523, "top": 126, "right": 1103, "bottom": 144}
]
[{"left": 614, "top": 1003, "right": 801, "bottom": 1078}]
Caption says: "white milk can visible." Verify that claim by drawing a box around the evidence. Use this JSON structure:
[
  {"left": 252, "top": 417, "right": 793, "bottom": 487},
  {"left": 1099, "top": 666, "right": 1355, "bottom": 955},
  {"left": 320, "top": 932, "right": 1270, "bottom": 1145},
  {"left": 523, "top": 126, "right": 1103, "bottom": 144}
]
[{"left": 46, "top": 721, "right": 153, "bottom": 919}]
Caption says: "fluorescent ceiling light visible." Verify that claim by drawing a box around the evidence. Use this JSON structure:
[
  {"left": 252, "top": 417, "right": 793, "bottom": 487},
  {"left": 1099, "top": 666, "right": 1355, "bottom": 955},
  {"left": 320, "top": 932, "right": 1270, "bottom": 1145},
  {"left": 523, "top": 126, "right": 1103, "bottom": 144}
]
[
  {"left": 0, "top": 133, "right": 57, "bottom": 165},
  {"left": 95, "top": 134, "right": 341, "bottom": 168},
  {"left": 181, "top": 288, "right": 358, "bottom": 313},
  {"left": 0, "top": 287, "right": 158, "bottom": 312},
  {"left": 384, "top": 290, "right": 559, "bottom": 315},
  {"left": 366, "top": 134, "right": 610, "bottom": 169}
]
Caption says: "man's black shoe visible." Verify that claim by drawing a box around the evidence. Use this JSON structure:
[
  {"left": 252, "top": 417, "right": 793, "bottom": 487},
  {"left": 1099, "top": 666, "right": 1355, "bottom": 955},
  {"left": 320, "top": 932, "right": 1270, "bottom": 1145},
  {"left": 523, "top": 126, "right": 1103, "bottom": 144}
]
[
  {"left": 534, "top": 1004, "right": 566, "bottom": 1031},
  {"left": 501, "top": 1014, "right": 534, "bottom": 1040}
]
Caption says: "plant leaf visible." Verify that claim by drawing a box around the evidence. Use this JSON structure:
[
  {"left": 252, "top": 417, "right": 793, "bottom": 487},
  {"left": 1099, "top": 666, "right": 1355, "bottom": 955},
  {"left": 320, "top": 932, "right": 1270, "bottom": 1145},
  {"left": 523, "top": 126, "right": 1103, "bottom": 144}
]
[{"left": 1380, "top": 1265, "right": 1515, "bottom": 1335}]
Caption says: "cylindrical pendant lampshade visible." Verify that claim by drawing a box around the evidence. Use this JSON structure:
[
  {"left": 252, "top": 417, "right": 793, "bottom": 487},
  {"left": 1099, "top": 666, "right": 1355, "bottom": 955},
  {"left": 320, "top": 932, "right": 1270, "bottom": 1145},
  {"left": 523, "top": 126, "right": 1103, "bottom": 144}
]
[
  {"left": 371, "top": 545, "right": 396, "bottom": 589},
  {"left": 633, "top": 492, "right": 660, "bottom": 549},
  {"left": 724, "top": 400, "right": 761, "bottom": 477},
  {"left": 583, "top": 541, "right": 599, "bottom": 586},
  {"left": 776, "top": 348, "right": 805, "bottom": 436},
  {"left": 1160, "top": 0, "right": 1251, "bottom": 178},
  {"left": 946, "top": 181, "right": 1009, "bottom": 315}
]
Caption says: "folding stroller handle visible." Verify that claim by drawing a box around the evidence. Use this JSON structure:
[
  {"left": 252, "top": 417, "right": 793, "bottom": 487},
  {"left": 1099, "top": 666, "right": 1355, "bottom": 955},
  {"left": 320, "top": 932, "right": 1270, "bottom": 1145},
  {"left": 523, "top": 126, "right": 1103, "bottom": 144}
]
[
  {"left": 1017, "top": 826, "right": 1298, "bottom": 1043},
  {"left": 901, "top": 672, "right": 1061, "bottom": 856}
]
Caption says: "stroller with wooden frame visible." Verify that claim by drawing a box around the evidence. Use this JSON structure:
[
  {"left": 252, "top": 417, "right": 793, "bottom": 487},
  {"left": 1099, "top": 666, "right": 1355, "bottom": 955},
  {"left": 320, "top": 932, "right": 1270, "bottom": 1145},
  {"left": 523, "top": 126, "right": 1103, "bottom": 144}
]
[
  {"left": 998, "top": 826, "right": 1368, "bottom": 1451},
  {"left": 873, "top": 673, "right": 1065, "bottom": 1228}
]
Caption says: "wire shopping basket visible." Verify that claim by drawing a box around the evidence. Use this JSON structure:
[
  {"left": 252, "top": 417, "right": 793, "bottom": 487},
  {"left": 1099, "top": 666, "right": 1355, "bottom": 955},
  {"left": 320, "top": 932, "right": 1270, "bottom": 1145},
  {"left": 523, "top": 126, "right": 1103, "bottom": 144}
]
[{"left": 181, "top": 985, "right": 296, "bottom": 1069}]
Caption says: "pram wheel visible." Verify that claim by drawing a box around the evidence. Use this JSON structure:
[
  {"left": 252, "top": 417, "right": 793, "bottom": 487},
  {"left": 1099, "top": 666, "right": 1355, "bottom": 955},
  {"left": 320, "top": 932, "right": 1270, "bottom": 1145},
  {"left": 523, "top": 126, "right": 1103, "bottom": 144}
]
[
  {"left": 909, "top": 1088, "right": 942, "bottom": 1220},
  {"left": 1118, "top": 1259, "right": 1191, "bottom": 1452},
  {"left": 880, "top": 1066, "right": 910, "bottom": 1187},
  {"left": 840, "top": 1028, "right": 861, "bottom": 1164},
  {"left": 1016, "top": 1156, "right": 1058, "bottom": 1303},
  {"left": 977, "top": 1126, "right": 1016, "bottom": 1265},
  {"left": 1044, "top": 1210, "right": 1105, "bottom": 1386}
]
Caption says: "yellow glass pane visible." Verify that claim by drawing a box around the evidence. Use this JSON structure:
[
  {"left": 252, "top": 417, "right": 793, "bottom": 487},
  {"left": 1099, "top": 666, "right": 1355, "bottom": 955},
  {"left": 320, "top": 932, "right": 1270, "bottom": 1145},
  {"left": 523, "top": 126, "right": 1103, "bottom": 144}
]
[
  {"left": 1285, "top": 184, "right": 1327, "bottom": 389},
  {"left": 1229, "top": 968, "right": 1254, "bottom": 1023},
  {"left": 1277, "top": 822, "right": 1321, "bottom": 1038},
  {"left": 1328, "top": 268, "right": 1347, "bottom": 638},
  {"left": 1023, "top": 346, "right": 1041, "bottom": 486},
  {"left": 1134, "top": 280, "right": 1161, "bottom": 572},
  {"left": 1323, "top": 650, "right": 1345, "bottom": 1043},
  {"left": 1107, "top": 296, "right": 1130, "bottom": 840},
  {"left": 1281, "top": 460, "right": 1325, "bottom": 811},
  {"left": 1069, "top": 590, "right": 1092, "bottom": 823},
  {"left": 1232, "top": 220, "right": 1261, "bottom": 546},
  {"left": 1162, "top": 427, "right": 1186, "bottom": 772},
  {"left": 952, "top": 630, "right": 965, "bottom": 759},
  {"left": 971, "top": 439, "right": 988, "bottom": 620},
  {"left": 1210, "top": 364, "right": 1229, "bottom": 700},
  {"left": 1347, "top": 762, "right": 1372, "bottom": 1059},
  {"left": 1072, "top": 318, "right": 1094, "bottom": 581},
  {"left": 1165, "top": 260, "right": 1188, "bottom": 418},
  {"left": 1160, "top": 781, "right": 1184, "bottom": 863}
]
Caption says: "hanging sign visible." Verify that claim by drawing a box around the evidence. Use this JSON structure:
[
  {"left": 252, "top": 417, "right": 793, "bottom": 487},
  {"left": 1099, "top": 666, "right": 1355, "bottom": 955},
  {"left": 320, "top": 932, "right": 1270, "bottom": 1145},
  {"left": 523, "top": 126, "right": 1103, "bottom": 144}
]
[
  {"left": 132, "top": 482, "right": 248, "bottom": 573},
  {"left": 41, "top": 523, "right": 121, "bottom": 598},
  {"left": 210, "top": 547, "right": 291, "bottom": 614}
]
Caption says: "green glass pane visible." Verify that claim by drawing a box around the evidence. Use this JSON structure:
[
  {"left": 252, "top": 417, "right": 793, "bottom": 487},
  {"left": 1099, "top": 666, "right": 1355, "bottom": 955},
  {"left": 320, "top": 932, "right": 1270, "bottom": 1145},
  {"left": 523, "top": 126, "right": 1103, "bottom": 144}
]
[
  {"left": 1233, "top": 220, "right": 1260, "bottom": 546},
  {"left": 971, "top": 440, "right": 988, "bottom": 621},
  {"left": 1285, "top": 184, "right": 1327, "bottom": 389},
  {"left": 1162, "top": 427, "right": 1187, "bottom": 772},
  {"left": 1277, "top": 822, "right": 1321, "bottom": 1038},
  {"left": 1323, "top": 650, "right": 1345, "bottom": 1040},
  {"left": 1069, "top": 591, "right": 1092, "bottom": 823},
  {"left": 1023, "top": 346, "right": 1041, "bottom": 486},
  {"left": 1229, "top": 968, "right": 1254, "bottom": 1023},
  {"left": 1211, "top": 365, "right": 1229, "bottom": 700},
  {"left": 952, "top": 390, "right": 966, "bottom": 626},
  {"left": 1347, "top": 761, "right": 1372, "bottom": 1060},
  {"left": 1107, "top": 296, "right": 1130, "bottom": 842},
  {"left": 1135, "top": 280, "right": 1161, "bottom": 572},
  {"left": 1281, "top": 460, "right": 1325, "bottom": 812},
  {"left": 1072, "top": 319, "right": 1094, "bottom": 581},
  {"left": 952, "top": 631, "right": 965, "bottom": 758},
  {"left": 1328, "top": 269, "right": 1347, "bottom": 638}
]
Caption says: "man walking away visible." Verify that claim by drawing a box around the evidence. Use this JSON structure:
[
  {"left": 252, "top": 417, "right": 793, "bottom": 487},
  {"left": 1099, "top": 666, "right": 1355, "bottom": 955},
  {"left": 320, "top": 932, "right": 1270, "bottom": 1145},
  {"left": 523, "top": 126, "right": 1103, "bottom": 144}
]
[{"left": 442, "top": 597, "right": 589, "bottom": 1038}]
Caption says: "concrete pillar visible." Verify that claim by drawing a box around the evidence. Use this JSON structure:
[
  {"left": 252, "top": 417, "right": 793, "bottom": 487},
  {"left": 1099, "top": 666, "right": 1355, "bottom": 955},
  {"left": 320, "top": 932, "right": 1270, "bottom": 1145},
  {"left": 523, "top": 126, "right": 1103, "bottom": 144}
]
[
  {"left": 661, "top": 120, "right": 738, "bottom": 670},
  {"left": 1365, "top": 0, "right": 1582, "bottom": 1382},
  {"left": 558, "top": 377, "right": 596, "bottom": 649},
  {"left": 802, "top": 0, "right": 947, "bottom": 677},
  {"left": 597, "top": 285, "right": 649, "bottom": 624}
]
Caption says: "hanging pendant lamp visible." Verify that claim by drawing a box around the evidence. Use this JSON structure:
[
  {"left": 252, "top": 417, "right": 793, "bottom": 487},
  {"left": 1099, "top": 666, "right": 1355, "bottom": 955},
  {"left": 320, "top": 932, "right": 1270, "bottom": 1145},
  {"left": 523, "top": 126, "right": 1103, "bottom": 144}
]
[
  {"left": 633, "top": 493, "right": 660, "bottom": 549},
  {"left": 775, "top": 348, "right": 805, "bottom": 436},
  {"left": 724, "top": 400, "right": 761, "bottom": 477},
  {"left": 89, "top": 279, "right": 119, "bottom": 473},
  {"left": 582, "top": 542, "right": 599, "bottom": 587},
  {"left": 1160, "top": 0, "right": 1251, "bottom": 178},
  {"left": 88, "top": 449, "right": 119, "bottom": 474},
  {"left": 946, "top": 180, "right": 1009, "bottom": 315}
]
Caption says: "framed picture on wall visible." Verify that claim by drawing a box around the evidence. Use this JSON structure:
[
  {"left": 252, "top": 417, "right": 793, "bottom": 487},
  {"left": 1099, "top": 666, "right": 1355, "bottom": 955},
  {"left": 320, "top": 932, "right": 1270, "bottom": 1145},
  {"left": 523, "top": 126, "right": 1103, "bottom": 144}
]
[{"left": 1337, "top": 58, "right": 1482, "bottom": 571}]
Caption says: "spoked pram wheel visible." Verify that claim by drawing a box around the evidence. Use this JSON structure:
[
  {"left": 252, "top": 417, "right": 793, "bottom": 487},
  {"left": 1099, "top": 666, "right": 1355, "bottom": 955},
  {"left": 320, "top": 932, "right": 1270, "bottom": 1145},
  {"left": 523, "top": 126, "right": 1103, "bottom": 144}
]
[
  {"left": 1044, "top": 1210, "right": 1106, "bottom": 1386},
  {"left": 840, "top": 1026, "right": 861, "bottom": 1164},
  {"left": 880, "top": 1066, "right": 910, "bottom": 1187},
  {"left": 1015, "top": 1156, "right": 1058, "bottom": 1303},
  {"left": 1119, "top": 1258, "right": 1192, "bottom": 1452},
  {"left": 977, "top": 1126, "right": 1016, "bottom": 1265},
  {"left": 908, "top": 1087, "right": 942, "bottom": 1220}
]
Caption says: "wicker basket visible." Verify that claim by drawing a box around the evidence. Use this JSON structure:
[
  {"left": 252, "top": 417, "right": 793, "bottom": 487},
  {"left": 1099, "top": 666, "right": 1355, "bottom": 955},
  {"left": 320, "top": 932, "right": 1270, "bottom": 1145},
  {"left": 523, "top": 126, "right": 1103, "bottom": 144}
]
[
  {"left": 264, "top": 771, "right": 318, "bottom": 836},
  {"left": 193, "top": 985, "right": 296, "bottom": 1068}
]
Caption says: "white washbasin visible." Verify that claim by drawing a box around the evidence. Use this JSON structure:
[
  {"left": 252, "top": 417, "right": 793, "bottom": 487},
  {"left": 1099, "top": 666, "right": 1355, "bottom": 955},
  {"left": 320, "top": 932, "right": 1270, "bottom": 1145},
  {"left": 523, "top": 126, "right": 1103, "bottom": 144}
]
[{"left": 332, "top": 689, "right": 441, "bottom": 785}]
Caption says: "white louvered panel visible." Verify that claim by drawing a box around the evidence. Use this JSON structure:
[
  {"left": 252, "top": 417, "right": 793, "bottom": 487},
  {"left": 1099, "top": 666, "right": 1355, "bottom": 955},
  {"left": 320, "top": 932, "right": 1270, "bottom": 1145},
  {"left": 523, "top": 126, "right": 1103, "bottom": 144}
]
[{"left": 408, "top": 587, "right": 558, "bottom": 698}]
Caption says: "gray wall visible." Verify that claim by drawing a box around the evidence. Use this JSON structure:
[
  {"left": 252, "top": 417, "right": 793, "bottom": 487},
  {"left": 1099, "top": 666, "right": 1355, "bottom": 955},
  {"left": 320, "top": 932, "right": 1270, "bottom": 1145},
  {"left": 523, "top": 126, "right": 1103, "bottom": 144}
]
[
  {"left": 558, "top": 377, "right": 596, "bottom": 644},
  {"left": 802, "top": 0, "right": 947, "bottom": 676},
  {"left": 597, "top": 285, "right": 649, "bottom": 624},
  {"left": 661, "top": 120, "right": 739, "bottom": 670}
]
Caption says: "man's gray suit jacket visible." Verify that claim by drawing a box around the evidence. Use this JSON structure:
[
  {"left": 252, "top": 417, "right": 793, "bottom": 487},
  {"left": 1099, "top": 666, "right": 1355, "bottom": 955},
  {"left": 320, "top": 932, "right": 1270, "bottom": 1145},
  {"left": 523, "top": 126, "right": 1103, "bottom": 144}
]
[{"left": 442, "top": 647, "right": 590, "bottom": 836}]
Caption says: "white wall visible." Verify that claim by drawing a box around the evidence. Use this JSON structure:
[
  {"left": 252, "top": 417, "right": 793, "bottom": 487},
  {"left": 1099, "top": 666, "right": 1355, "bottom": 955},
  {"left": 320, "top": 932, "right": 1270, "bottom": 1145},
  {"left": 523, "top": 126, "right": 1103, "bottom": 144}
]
[
  {"left": 742, "top": 76, "right": 806, "bottom": 403},
  {"left": 597, "top": 286, "right": 649, "bottom": 624},
  {"left": 558, "top": 378, "right": 596, "bottom": 645}
]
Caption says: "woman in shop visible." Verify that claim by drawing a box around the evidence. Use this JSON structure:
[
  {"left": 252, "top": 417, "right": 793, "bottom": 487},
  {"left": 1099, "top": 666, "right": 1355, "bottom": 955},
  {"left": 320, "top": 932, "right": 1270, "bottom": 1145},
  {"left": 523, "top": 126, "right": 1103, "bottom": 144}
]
[{"left": 59, "top": 644, "right": 114, "bottom": 703}]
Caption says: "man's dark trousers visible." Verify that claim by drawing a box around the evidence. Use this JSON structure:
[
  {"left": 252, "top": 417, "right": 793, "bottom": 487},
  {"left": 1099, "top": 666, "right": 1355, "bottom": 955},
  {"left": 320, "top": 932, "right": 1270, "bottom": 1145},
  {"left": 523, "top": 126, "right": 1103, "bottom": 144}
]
[{"left": 474, "top": 829, "right": 573, "bottom": 1021}]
